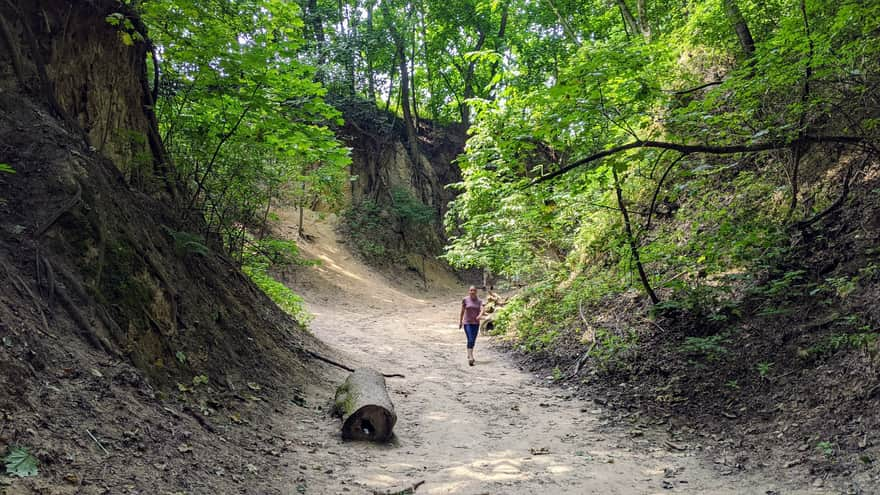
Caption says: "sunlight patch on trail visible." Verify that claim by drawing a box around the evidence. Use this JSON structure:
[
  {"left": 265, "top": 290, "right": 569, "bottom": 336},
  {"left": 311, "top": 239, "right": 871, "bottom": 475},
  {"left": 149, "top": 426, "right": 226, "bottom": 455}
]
[{"left": 316, "top": 254, "right": 366, "bottom": 282}]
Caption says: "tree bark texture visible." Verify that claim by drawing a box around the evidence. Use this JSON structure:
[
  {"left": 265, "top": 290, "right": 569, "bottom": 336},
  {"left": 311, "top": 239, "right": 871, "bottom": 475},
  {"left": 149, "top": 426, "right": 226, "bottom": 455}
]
[
  {"left": 722, "top": 0, "right": 755, "bottom": 56},
  {"left": 334, "top": 368, "right": 397, "bottom": 442}
]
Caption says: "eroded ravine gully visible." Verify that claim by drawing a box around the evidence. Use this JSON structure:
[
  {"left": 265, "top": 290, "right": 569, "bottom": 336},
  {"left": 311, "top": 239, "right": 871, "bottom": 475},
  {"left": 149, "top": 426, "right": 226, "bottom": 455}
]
[{"left": 273, "top": 212, "right": 812, "bottom": 494}]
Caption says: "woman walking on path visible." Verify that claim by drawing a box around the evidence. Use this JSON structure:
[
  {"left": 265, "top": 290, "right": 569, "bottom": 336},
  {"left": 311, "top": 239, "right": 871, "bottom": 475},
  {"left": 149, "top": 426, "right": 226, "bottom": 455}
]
[{"left": 459, "top": 286, "right": 483, "bottom": 366}]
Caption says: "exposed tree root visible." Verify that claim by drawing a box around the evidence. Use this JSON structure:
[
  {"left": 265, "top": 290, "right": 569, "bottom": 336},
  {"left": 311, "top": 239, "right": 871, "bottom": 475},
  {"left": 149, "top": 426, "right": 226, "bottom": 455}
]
[
  {"left": 33, "top": 181, "right": 82, "bottom": 238},
  {"left": 35, "top": 250, "right": 55, "bottom": 306},
  {"left": 48, "top": 257, "right": 120, "bottom": 357},
  {"left": 183, "top": 405, "right": 218, "bottom": 434},
  {"left": 3, "top": 263, "right": 55, "bottom": 339}
]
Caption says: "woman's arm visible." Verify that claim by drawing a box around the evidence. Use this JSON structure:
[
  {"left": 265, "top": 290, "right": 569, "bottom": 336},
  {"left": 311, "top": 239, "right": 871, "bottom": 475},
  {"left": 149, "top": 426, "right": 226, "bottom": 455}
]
[{"left": 459, "top": 303, "right": 465, "bottom": 328}]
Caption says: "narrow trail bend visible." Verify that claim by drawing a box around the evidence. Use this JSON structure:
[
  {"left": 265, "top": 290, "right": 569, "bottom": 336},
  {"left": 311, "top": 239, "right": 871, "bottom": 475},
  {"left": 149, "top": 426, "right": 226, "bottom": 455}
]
[{"left": 273, "top": 211, "right": 813, "bottom": 495}]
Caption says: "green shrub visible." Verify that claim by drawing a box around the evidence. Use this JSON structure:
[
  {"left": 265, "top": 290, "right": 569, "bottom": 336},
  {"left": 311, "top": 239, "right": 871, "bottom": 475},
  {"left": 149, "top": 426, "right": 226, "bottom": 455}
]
[{"left": 242, "top": 237, "right": 313, "bottom": 326}]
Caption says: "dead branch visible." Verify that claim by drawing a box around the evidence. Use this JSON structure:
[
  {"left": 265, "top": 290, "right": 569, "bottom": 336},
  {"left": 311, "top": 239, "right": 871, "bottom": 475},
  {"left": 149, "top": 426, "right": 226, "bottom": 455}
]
[
  {"left": 794, "top": 153, "right": 868, "bottom": 229},
  {"left": 566, "top": 342, "right": 596, "bottom": 380},
  {"left": 564, "top": 300, "right": 597, "bottom": 379},
  {"left": 664, "top": 80, "right": 724, "bottom": 95},
  {"left": 86, "top": 429, "right": 110, "bottom": 456},
  {"left": 613, "top": 167, "right": 659, "bottom": 304},
  {"left": 640, "top": 317, "right": 666, "bottom": 333},
  {"left": 306, "top": 349, "right": 405, "bottom": 379}
]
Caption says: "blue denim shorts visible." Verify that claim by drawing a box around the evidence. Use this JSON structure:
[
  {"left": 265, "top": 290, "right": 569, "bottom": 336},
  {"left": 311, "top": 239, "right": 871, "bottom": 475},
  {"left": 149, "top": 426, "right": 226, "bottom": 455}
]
[{"left": 463, "top": 324, "right": 479, "bottom": 349}]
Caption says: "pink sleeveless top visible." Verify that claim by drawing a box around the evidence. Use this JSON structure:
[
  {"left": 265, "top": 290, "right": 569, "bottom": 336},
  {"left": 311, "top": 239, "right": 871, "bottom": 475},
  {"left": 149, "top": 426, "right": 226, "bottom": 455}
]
[{"left": 462, "top": 297, "right": 483, "bottom": 324}]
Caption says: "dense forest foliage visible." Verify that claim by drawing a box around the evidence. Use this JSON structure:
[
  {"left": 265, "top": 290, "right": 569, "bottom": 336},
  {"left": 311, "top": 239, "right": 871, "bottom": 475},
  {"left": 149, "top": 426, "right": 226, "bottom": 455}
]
[
  {"left": 2, "top": 0, "right": 879, "bottom": 488},
  {"left": 130, "top": 0, "right": 880, "bottom": 353},
  {"left": 435, "top": 1, "right": 880, "bottom": 355}
]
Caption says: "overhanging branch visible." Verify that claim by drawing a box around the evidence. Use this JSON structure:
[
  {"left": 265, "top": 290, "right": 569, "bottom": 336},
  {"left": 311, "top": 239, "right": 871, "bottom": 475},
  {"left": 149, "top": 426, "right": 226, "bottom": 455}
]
[{"left": 531, "top": 135, "right": 865, "bottom": 185}]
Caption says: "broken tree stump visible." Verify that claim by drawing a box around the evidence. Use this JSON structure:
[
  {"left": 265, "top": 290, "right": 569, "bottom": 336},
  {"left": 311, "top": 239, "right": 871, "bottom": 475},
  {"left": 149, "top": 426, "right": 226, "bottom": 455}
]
[{"left": 333, "top": 368, "right": 397, "bottom": 442}]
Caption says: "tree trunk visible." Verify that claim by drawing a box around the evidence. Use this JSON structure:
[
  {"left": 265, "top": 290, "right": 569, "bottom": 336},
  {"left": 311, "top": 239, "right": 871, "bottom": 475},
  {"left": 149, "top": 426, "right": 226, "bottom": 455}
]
[
  {"left": 347, "top": 7, "right": 358, "bottom": 96},
  {"left": 333, "top": 368, "right": 397, "bottom": 442},
  {"left": 298, "top": 182, "right": 307, "bottom": 238},
  {"left": 615, "top": 0, "right": 641, "bottom": 40},
  {"left": 636, "top": 0, "right": 651, "bottom": 40},
  {"left": 488, "top": 2, "right": 509, "bottom": 94},
  {"left": 545, "top": 0, "right": 578, "bottom": 44},
  {"left": 460, "top": 28, "right": 488, "bottom": 127},
  {"left": 397, "top": 46, "right": 420, "bottom": 162},
  {"left": 788, "top": 0, "right": 813, "bottom": 219},
  {"left": 381, "top": 1, "right": 420, "bottom": 162},
  {"left": 722, "top": 0, "right": 755, "bottom": 56},
  {"left": 366, "top": 2, "right": 376, "bottom": 101},
  {"left": 306, "top": 0, "right": 327, "bottom": 81}
]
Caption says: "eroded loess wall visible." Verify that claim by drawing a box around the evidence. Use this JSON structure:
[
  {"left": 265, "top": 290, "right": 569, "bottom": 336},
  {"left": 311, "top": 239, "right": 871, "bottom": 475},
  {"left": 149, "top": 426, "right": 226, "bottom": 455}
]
[{"left": 0, "top": 0, "right": 165, "bottom": 189}]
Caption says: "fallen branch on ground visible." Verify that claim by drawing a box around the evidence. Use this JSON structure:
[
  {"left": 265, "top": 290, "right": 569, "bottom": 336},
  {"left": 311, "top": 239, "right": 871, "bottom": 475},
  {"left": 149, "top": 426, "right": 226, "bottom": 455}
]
[
  {"left": 371, "top": 480, "right": 425, "bottom": 495},
  {"left": 306, "top": 349, "right": 405, "bottom": 378}
]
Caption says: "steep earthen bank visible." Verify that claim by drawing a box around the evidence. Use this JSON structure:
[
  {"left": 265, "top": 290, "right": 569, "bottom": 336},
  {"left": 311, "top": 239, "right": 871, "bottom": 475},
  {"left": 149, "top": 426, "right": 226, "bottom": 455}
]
[{"left": 0, "top": 2, "right": 336, "bottom": 491}]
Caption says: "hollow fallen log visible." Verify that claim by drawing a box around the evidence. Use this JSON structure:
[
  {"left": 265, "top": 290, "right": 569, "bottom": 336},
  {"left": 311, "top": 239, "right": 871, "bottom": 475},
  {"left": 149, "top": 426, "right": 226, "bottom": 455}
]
[{"left": 334, "top": 368, "right": 397, "bottom": 442}]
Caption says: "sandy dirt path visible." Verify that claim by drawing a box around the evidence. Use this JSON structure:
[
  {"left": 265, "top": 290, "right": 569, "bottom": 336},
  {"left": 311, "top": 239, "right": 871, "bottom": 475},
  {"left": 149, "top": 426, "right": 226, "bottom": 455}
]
[{"left": 274, "top": 211, "right": 813, "bottom": 494}]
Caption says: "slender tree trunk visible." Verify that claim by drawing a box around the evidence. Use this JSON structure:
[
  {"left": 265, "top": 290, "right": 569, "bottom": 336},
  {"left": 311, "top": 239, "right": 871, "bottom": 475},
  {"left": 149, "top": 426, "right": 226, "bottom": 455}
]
[
  {"left": 306, "top": 0, "right": 326, "bottom": 47},
  {"left": 305, "top": 0, "right": 327, "bottom": 83},
  {"left": 460, "top": 29, "right": 487, "bottom": 127},
  {"left": 381, "top": 1, "right": 420, "bottom": 162},
  {"left": 488, "top": 2, "right": 509, "bottom": 96},
  {"left": 545, "top": 0, "right": 578, "bottom": 43},
  {"left": 410, "top": 18, "right": 419, "bottom": 129},
  {"left": 366, "top": 2, "right": 376, "bottom": 101},
  {"left": 420, "top": 3, "right": 433, "bottom": 115},
  {"left": 348, "top": 6, "right": 358, "bottom": 96},
  {"left": 384, "top": 64, "right": 395, "bottom": 114},
  {"left": 788, "top": 0, "right": 814, "bottom": 218},
  {"left": 615, "top": 0, "right": 641, "bottom": 40},
  {"left": 612, "top": 168, "right": 659, "bottom": 304},
  {"left": 259, "top": 192, "right": 272, "bottom": 242},
  {"left": 722, "top": 0, "right": 755, "bottom": 56},
  {"left": 636, "top": 0, "right": 651, "bottom": 40},
  {"left": 398, "top": 48, "right": 420, "bottom": 162},
  {"left": 299, "top": 182, "right": 306, "bottom": 238}
]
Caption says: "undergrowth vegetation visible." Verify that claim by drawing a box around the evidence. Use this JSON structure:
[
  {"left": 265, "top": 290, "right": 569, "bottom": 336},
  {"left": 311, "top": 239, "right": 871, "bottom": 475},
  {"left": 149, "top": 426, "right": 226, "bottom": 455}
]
[
  {"left": 242, "top": 238, "right": 317, "bottom": 326},
  {"left": 136, "top": 0, "right": 353, "bottom": 319},
  {"left": 342, "top": 187, "right": 439, "bottom": 266}
]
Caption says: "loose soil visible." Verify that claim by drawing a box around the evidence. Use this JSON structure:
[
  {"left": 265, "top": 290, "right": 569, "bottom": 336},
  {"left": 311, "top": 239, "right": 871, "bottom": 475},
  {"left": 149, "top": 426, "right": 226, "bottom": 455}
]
[{"left": 266, "top": 210, "right": 822, "bottom": 494}]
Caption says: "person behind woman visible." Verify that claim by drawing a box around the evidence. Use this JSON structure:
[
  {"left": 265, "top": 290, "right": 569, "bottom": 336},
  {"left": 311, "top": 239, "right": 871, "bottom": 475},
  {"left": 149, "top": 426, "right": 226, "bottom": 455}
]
[{"left": 459, "top": 286, "right": 483, "bottom": 366}]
